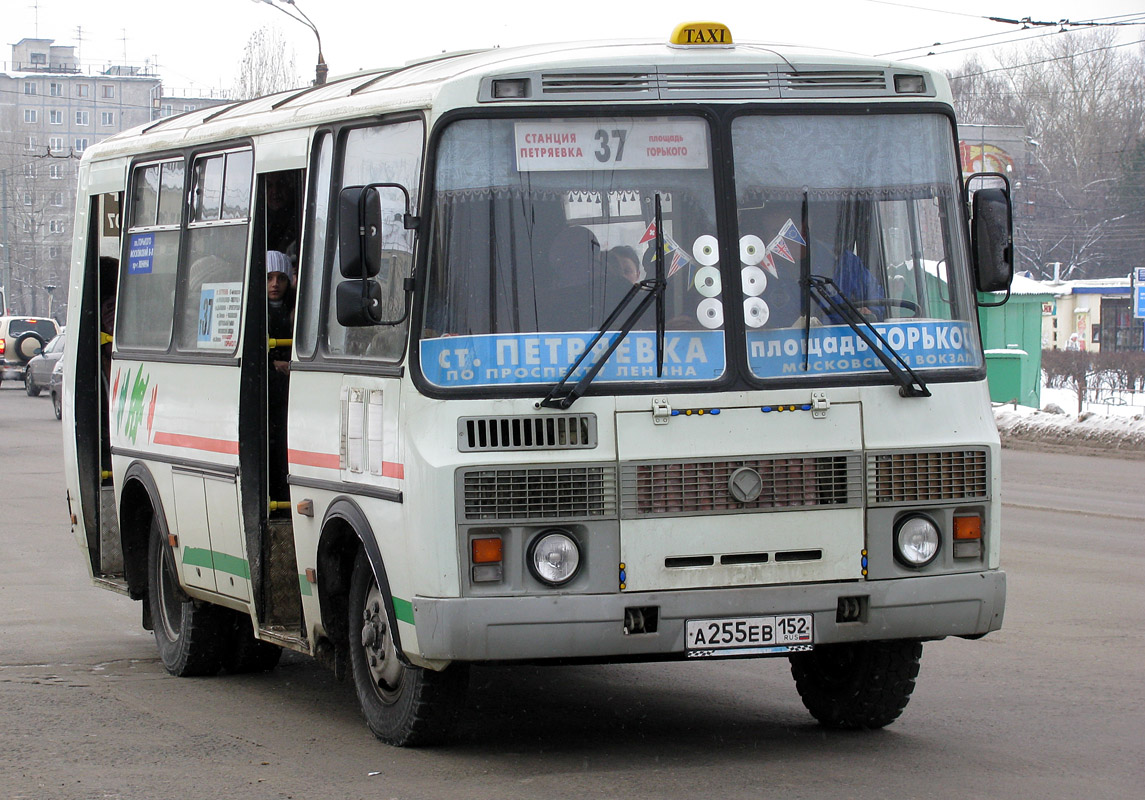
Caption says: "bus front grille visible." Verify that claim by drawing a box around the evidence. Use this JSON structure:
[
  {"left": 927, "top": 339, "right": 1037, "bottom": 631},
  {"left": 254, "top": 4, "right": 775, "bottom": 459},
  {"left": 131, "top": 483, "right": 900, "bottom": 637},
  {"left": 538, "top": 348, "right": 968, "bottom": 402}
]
[
  {"left": 458, "top": 414, "right": 597, "bottom": 452},
  {"left": 460, "top": 464, "right": 617, "bottom": 521},
  {"left": 868, "top": 449, "right": 990, "bottom": 506},
  {"left": 619, "top": 453, "right": 862, "bottom": 519}
]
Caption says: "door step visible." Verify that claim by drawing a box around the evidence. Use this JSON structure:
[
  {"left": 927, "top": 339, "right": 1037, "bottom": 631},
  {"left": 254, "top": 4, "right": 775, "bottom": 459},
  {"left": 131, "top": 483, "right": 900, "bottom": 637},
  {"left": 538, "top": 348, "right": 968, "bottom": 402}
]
[{"left": 257, "top": 625, "right": 309, "bottom": 654}]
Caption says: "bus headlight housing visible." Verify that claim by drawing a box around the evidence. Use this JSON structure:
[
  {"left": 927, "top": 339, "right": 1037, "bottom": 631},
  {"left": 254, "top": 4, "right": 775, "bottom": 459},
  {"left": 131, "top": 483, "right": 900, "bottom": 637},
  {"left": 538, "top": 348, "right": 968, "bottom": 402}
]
[
  {"left": 894, "top": 515, "right": 940, "bottom": 568},
  {"left": 528, "top": 529, "right": 580, "bottom": 586}
]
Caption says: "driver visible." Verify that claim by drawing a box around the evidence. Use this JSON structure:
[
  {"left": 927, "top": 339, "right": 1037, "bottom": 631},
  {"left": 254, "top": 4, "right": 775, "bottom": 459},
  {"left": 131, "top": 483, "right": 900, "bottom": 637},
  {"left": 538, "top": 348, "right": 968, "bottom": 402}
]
[{"left": 741, "top": 202, "right": 885, "bottom": 327}]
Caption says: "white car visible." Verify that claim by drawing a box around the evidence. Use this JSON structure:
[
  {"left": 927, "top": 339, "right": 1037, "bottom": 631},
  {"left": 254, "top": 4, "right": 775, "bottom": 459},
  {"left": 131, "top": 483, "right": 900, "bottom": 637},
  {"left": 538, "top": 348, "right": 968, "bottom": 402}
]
[{"left": 0, "top": 316, "right": 60, "bottom": 385}]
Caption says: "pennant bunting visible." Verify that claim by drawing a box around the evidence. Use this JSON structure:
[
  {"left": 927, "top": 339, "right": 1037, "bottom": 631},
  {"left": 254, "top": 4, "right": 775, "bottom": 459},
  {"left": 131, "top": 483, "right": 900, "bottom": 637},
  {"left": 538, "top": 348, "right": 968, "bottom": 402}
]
[
  {"left": 779, "top": 218, "right": 807, "bottom": 246},
  {"left": 760, "top": 249, "right": 778, "bottom": 278},
  {"left": 769, "top": 236, "right": 795, "bottom": 264},
  {"left": 639, "top": 221, "right": 658, "bottom": 244}
]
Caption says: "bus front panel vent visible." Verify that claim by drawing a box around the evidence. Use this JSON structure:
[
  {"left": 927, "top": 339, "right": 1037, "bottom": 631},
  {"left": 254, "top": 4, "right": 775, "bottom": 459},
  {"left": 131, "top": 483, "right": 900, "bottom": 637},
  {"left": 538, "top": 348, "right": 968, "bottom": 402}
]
[
  {"left": 778, "top": 68, "right": 892, "bottom": 97},
  {"left": 658, "top": 68, "right": 777, "bottom": 99},
  {"left": 458, "top": 414, "right": 597, "bottom": 452},
  {"left": 540, "top": 71, "right": 657, "bottom": 99},
  {"left": 460, "top": 464, "right": 618, "bottom": 522},
  {"left": 619, "top": 452, "right": 862, "bottom": 519},
  {"left": 868, "top": 448, "right": 990, "bottom": 506}
]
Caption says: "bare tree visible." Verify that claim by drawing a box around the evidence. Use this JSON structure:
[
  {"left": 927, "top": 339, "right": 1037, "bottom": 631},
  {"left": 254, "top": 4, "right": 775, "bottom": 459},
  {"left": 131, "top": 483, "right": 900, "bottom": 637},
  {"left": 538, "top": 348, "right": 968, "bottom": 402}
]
[
  {"left": 949, "top": 32, "right": 1145, "bottom": 279},
  {"left": 233, "top": 26, "right": 301, "bottom": 101}
]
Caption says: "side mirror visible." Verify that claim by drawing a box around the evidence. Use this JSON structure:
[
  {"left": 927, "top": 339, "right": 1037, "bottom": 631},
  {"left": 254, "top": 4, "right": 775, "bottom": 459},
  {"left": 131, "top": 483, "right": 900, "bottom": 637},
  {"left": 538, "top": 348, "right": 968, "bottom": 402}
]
[
  {"left": 335, "top": 278, "right": 384, "bottom": 326},
  {"left": 338, "top": 187, "right": 382, "bottom": 278},
  {"left": 967, "top": 175, "right": 1014, "bottom": 302},
  {"left": 335, "top": 183, "right": 418, "bottom": 327}
]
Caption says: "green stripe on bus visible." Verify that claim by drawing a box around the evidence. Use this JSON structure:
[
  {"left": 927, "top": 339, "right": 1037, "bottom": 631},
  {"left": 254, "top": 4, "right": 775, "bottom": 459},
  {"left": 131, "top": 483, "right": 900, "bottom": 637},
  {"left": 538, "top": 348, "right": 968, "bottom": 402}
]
[
  {"left": 393, "top": 596, "right": 414, "bottom": 625},
  {"left": 181, "top": 547, "right": 250, "bottom": 580},
  {"left": 182, "top": 547, "right": 214, "bottom": 568},
  {"left": 298, "top": 574, "right": 314, "bottom": 596}
]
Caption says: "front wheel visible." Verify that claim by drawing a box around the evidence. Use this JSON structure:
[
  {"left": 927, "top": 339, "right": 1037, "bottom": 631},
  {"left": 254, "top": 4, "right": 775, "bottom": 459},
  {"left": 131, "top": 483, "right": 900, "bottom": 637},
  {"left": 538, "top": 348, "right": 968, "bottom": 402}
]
[
  {"left": 25, "top": 371, "right": 40, "bottom": 396},
  {"left": 51, "top": 389, "right": 62, "bottom": 420},
  {"left": 147, "top": 517, "right": 230, "bottom": 677},
  {"left": 348, "top": 549, "right": 468, "bottom": 746},
  {"left": 789, "top": 639, "right": 923, "bottom": 729}
]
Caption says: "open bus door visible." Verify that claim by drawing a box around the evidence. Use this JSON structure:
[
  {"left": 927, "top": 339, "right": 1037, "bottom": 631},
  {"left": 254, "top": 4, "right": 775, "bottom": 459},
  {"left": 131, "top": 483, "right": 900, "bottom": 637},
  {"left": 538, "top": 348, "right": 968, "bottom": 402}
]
[
  {"left": 239, "top": 169, "right": 306, "bottom": 645},
  {"left": 70, "top": 191, "right": 126, "bottom": 589}
]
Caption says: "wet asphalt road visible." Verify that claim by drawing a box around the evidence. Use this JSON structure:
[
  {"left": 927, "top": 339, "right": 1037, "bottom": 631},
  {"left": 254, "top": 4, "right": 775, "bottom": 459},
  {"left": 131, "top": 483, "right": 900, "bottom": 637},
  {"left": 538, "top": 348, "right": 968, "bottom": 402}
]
[{"left": 2, "top": 383, "right": 1143, "bottom": 799}]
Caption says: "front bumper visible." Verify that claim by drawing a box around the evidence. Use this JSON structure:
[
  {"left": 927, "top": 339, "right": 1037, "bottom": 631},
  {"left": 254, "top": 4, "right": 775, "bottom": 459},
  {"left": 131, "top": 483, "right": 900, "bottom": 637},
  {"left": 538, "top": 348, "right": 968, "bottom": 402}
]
[{"left": 411, "top": 569, "right": 1006, "bottom": 662}]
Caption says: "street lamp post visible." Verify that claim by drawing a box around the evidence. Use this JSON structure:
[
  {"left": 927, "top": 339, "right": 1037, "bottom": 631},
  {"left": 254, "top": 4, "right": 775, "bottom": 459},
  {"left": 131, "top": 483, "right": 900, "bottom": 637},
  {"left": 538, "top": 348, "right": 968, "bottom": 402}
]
[{"left": 252, "top": 0, "right": 328, "bottom": 86}]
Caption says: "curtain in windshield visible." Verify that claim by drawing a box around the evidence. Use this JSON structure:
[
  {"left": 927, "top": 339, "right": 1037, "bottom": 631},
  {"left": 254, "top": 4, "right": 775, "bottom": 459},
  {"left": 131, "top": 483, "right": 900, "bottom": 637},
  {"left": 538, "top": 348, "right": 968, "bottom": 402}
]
[{"left": 422, "top": 117, "right": 727, "bottom": 390}]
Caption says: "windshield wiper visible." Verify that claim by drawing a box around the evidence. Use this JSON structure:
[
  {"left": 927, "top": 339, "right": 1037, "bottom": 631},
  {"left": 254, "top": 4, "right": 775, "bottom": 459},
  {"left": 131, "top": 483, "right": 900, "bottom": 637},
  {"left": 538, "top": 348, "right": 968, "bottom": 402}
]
[
  {"left": 538, "top": 195, "right": 668, "bottom": 410},
  {"left": 804, "top": 275, "right": 931, "bottom": 398}
]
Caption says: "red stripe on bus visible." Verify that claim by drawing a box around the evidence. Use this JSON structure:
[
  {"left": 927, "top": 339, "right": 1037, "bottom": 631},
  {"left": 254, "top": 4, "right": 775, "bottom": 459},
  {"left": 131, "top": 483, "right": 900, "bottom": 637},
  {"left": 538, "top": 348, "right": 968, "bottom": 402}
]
[
  {"left": 288, "top": 449, "right": 340, "bottom": 469},
  {"left": 288, "top": 449, "right": 404, "bottom": 479},
  {"left": 153, "top": 431, "right": 240, "bottom": 455}
]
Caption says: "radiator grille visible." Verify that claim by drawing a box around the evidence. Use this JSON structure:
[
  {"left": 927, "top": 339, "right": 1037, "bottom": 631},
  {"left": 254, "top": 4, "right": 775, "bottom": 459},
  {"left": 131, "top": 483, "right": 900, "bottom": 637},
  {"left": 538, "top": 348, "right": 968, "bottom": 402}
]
[
  {"left": 868, "top": 449, "right": 989, "bottom": 506},
  {"left": 461, "top": 465, "right": 617, "bottom": 521},
  {"left": 458, "top": 414, "right": 597, "bottom": 452},
  {"left": 620, "top": 453, "right": 862, "bottom": 518}
]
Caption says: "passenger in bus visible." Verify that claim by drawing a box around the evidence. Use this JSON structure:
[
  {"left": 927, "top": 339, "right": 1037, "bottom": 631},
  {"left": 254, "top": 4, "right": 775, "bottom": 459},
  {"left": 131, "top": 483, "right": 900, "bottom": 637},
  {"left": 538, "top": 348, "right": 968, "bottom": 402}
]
[
  {"left": 606, "top": 246, "right": 642, "bottom": 286},
  {"left": 745, "top": 202, "right": 884, "bottom": 327},
  {"left": 267, "top": 251, "right": 294, "bottom": 505}
]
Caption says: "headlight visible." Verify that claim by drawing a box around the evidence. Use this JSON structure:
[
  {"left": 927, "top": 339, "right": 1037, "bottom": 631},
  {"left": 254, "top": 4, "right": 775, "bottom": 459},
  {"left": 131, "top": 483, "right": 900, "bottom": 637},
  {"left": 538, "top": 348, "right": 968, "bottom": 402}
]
[
  {"left": 894, "top": 515, "right": 940, "bottom": 567},
  {"left": 528, "top": 529, "right": 580, "bottom": 586}
]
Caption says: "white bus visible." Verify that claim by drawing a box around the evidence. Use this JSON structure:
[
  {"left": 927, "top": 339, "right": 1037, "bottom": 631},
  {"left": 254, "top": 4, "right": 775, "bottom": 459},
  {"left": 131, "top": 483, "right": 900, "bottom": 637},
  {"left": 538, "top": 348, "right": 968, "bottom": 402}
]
[{"left": 61, "top": 23, "right": 1012, "bottom": 745}]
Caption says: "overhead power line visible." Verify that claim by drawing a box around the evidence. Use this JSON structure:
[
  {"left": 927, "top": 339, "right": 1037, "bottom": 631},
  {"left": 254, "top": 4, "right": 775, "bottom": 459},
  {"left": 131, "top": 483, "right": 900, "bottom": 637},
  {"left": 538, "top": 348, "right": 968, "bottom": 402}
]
[{"left": 949, "top": 38, "right": 1145, "bottom": 80}]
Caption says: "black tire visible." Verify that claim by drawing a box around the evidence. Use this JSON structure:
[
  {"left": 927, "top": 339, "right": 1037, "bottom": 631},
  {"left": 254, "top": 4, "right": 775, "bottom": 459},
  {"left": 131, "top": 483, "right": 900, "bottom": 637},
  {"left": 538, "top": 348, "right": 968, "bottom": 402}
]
[
  {"left": 223, "top": 614, "right": 283, "bottom": 674},
  {"left": 348, "top": 549, "right": 468, "bottom": 746},
  {"left": 14, "top": 332, "right": 45, "bottom": 364},
  {"left": 789, "top": 639, "right": 923, "bottom": 729},
  {"left": 51, "top": 389, "right": 62, "bottom": 420},
  {"left": 147, "top": 517, "right": 229, "bottom": 677},
  {"left": 25, "top": 370, "right": 40, "bottom": 396}
]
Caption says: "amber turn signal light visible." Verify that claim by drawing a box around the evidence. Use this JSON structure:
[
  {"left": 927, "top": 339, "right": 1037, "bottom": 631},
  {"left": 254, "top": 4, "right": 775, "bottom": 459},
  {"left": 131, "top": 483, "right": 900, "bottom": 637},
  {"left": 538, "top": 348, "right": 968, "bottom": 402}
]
[
  {"left": 472, "top": 537, "right": 503, "bottom": 564},
  {"left": 953, "top": 516, "right": 982, "bottom": 540}
]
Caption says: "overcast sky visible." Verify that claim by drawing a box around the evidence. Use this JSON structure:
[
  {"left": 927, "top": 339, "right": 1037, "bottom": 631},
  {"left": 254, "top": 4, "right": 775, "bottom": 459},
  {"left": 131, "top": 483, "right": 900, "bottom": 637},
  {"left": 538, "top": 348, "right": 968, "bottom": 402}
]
[{"left": 5, "top": 0, "right": 1144, "bottom": 94}]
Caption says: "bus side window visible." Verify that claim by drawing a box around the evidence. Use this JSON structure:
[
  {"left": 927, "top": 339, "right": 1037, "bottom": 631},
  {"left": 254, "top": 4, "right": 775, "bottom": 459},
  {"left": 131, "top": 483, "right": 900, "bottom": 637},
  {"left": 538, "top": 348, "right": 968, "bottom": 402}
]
[
  {"left": 176, "top": 149, "right": 253, "bottom": 353},
  {"left": 323, "top": 120, "right": 424, "bottom": 362},
  {"left": 118, "top": 160, "right": 183, "bottom": 350}
]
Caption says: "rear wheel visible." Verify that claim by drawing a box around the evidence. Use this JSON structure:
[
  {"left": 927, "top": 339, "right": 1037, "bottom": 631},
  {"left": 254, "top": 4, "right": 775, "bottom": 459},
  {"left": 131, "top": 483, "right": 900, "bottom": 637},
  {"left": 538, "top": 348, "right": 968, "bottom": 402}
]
[
  {"left": 51, "top": 389, "right": 62, "bottom": 420},
  {"left": 789, "top": 639, "right": 923, "bottom": 729},
  {"left": 348, "top": 549, "right": 468, "bottom": 746},
  {"left": 147, "top": 517, "right": 230, "bottom": 677}
]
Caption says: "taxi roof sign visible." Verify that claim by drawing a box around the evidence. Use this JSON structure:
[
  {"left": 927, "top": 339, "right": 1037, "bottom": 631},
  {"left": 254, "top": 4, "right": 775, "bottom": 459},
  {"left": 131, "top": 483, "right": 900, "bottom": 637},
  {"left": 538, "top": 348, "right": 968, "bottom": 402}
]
[{"left": 669, "top": 22, "right": 734, "bottom": 48}]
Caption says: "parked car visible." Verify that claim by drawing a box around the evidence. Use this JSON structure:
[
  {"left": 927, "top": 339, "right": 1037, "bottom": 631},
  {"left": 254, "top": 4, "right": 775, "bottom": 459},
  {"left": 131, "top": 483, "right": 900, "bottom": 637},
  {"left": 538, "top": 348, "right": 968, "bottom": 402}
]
[
  {"left": 0, "top": 316, "right": 60, "bottom": 386},
  {"left": 49, "top": 359, "right": 64, "bottom": 420},
  {"left": 24, "top": 334, "right": 65, "bottom": 396}
]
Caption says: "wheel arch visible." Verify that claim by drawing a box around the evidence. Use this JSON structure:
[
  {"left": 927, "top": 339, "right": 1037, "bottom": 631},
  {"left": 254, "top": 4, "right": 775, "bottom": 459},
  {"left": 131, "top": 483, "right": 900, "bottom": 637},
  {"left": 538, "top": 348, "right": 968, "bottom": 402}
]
[
  {"left": 316, "top": 497, "right": 411, "bottom": 667},
  {"left": 119, "top": 461, "right": 169, "bottom": 602}
]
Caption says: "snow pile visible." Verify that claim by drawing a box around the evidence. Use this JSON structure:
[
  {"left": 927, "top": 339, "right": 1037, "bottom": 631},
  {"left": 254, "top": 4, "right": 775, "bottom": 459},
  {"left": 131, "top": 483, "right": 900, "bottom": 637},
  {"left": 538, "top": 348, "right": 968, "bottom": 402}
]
[{"left": 993, "top": 386, "right": 1145, "bottom": 456}]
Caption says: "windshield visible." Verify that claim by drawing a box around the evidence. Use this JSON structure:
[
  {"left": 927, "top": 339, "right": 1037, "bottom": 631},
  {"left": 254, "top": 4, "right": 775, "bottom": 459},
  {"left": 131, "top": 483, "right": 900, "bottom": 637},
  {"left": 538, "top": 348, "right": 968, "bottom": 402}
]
[
  {"left": 420, "top": 116, "right": 726, "bottom": 390},
  {"left": 731, "top": 112, "right": 982, "bottom": 380},
  {"left": 419, "top": 111, "right": 982, "bottom": 393}
]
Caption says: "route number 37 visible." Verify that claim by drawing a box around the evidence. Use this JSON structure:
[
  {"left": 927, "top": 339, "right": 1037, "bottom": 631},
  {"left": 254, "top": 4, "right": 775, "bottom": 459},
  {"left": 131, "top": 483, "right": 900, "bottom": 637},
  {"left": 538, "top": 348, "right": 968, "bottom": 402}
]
[{"left": 594, "top": 129, "right": 628, "bottom": 163}]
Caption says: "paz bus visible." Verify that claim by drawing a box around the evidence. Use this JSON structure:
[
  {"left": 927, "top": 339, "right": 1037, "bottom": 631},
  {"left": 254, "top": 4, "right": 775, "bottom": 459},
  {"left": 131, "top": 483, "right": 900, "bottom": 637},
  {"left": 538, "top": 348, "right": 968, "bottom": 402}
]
[{"left": 61, "top": 22, "right": 1012, "bottom": 745}]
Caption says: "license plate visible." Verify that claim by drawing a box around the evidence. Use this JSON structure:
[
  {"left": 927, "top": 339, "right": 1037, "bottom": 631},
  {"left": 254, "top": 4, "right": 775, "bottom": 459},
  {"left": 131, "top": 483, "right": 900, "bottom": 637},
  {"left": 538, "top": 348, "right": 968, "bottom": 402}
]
[{"left": 685, "top": 614, "right": 813, "bottom": 657}]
